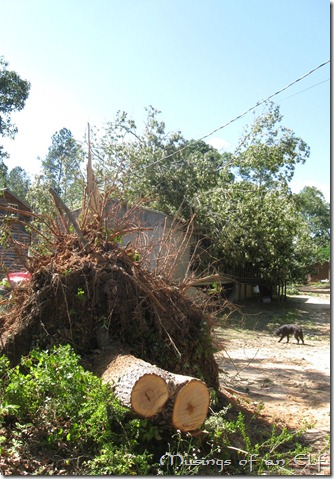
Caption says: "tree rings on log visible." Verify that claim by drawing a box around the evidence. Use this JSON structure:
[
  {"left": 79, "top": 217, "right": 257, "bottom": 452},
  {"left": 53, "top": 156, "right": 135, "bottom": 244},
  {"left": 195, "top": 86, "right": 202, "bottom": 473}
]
[
  {"left": 96, "top": 352, "right": 211, "bottom": 430},
  {"left": 167, "top": 374, "right": 210, "bottom": 432},
  {"left": 101, "top": 354, "right": 169, "bottom": 418}
]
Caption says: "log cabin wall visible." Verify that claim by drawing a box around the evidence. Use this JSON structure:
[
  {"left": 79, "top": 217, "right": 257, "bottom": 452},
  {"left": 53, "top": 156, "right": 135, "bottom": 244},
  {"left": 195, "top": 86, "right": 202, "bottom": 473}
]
[{"left": 0, "top": 189, "right": 32, "bottom": 272}]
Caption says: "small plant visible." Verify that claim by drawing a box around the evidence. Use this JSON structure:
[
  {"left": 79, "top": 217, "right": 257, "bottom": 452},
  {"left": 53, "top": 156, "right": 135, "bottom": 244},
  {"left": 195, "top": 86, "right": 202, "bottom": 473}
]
[
  {"left": 84, "top": 443, "right": 153, "bottom": 475},
  {"left": 157, "top": 429, "right": 225, "bottom": 475},
  {"left": 227, "top": 412, "right": 312, "bottom": 475},
  {"left": 76, "top": 287, "right": 85, "bottom": 300},
  {"left": 286, "top": 283, "right": 300, "bottom": 295}
]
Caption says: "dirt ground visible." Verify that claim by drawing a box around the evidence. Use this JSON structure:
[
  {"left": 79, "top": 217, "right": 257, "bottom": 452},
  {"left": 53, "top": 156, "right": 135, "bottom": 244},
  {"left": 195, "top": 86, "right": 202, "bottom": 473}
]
[{"left": 214, "top": 289, "right": 330, "bottom": 475}]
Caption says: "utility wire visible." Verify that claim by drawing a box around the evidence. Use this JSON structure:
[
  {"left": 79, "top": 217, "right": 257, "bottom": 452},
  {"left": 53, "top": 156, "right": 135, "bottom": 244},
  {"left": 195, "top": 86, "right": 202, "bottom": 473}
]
[
  {"left": 280, "top": 78, "right": 329, "bottom": 101},
  {"left": 156, "top": 59, "right": 330, "bottom": 164}
]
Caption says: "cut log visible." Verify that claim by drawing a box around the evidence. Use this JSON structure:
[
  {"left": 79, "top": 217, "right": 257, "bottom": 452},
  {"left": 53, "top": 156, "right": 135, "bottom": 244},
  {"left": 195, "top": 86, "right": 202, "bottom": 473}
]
[
  {"left": 166, "top": 373, "right": 210, "bottom": 432},
  {"left": 94, "top": 350, "right": 211, "bottom": 431},
  {"left": 100, "top": 353, "right": 169, "bottom": 418}
]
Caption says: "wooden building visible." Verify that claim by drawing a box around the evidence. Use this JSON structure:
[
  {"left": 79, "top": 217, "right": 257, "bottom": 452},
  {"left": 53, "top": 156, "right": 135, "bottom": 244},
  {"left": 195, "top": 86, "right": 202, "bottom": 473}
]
[{"left": 0, "top": 189, "right": 32, "bottom": 272}]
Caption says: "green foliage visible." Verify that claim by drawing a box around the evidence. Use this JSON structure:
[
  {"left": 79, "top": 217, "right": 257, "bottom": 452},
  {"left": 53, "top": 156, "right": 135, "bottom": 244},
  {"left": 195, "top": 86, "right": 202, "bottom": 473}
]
[
  {"left": 76, "top": 287, "right": 85, "bottom": 300},
  {"left": 4, "top": 345, "right": 107, "bottom": 425},
  {"left": 0, "top": 345, "right": 154, "bottom": 475},
  {"left": 295, "top": 186, "right": 330, "bottom": 265},
  {"left": 187, "top": 102, "right": 317, "bottom": 282},
  {"left": 0, "top": 56, "right": 31, "bottom": 163},
  {"left": 195, "top": 181, "right": 315, "bottom": 282},
  {"left": 91, "top": 106, "right": 232, "bottom": 217},
  {"left": 42, "top": 128, "right": 83, "bottom": 196},
  {"left": 233, "top": 102, "right": 310, "bottom": 187},
  {"left": 231, "top": 412, "right": 312, "bottom": 475},
  {"left": 316, "top": 242, "right": 330, "bottom": 263},
  {"left": 0, "top": 346, "right": 313, "bottom": 475},
  {"left": 295, "top": 186, "right": 330, "bottom": 243},
  {"left": 85, "top": 444, "right": 152, "bottom": 475},
  {"left": 7, "top": 166, "right": 31, "bottom": 201},
  {"left": 286, "top": 283, "right": 300, "bottom": 295},
  {"left": 27, "top": 128, "right": 85, "bottom": 214}
]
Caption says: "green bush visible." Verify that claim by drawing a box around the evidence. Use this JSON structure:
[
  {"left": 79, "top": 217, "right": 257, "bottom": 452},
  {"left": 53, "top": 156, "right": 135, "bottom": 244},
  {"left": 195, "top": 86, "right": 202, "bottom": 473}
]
[
  {"left": 0, "top": 345, "right": 154, "bottom": 475},
  {"left": 0, "top": 345, "right": 312, "bottom": 475}
]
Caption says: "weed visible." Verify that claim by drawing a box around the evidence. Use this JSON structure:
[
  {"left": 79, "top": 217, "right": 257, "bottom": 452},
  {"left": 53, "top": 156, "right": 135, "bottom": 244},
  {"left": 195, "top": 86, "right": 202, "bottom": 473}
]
[
  {"left": 76, "top": 287, "right": 85, "bottom": 300},
  {"left": 286, "top": 284, "right": 300, "bottom": 295}
]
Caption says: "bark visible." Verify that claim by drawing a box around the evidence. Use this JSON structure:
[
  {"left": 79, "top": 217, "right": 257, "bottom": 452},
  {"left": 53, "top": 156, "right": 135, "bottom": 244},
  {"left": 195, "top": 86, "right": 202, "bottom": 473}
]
[
  {"left": 94, "top": 351, "right": 210, "bottom": 431},
  {"left": 99, "top": 353, "right": 169, "bottom": 418}
]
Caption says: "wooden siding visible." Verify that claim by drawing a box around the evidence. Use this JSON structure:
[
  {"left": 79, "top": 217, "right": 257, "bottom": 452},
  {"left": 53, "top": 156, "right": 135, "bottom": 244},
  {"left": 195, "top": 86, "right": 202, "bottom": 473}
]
[{"left": 0, "top": 189, "right": 32, "bottom": 273}]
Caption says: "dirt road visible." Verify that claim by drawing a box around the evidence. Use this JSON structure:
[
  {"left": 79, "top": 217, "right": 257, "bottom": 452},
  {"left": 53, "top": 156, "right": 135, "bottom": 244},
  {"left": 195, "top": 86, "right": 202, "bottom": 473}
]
[{"left": 214, "top": 293, "right": 330, "bottom": 474}]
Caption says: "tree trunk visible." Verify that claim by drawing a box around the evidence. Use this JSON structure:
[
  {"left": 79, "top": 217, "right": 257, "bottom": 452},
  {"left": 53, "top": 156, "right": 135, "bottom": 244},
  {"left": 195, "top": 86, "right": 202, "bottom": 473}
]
[
  {"left": 100, "top": 353, "right": 169, "bottom": 418},
  {"left": 94, "top": 351, "right": 210, "bottom": 430},
  {"left": 166, "top": 372, "right": 210, "bottom": 432}
]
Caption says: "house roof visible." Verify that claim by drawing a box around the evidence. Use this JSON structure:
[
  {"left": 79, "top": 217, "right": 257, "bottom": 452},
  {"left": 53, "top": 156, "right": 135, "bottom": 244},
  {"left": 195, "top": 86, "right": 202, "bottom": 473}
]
[{"left": 0, "top": 188, "right": 32, "bottom": 211}]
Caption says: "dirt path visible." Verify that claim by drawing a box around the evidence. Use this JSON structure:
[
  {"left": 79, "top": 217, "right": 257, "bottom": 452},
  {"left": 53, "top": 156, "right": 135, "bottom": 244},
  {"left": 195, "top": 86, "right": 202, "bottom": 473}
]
[{"left": 214, "top": 293, "right": 330, "bottom": 474}]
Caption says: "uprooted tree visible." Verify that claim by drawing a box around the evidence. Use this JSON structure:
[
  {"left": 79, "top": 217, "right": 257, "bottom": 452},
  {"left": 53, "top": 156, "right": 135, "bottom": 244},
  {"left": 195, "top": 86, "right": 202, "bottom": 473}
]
[{"left": 0, "top": 159, "right": 226, "bottom": 432}]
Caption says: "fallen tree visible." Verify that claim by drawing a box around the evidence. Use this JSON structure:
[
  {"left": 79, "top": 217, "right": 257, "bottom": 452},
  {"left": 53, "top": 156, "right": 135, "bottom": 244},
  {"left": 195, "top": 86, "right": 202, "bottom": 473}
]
[
  {"left": 97, "top": 352, "right": 170, "bottom": 418},
  {"left": 94, "top": 349, "right": 210, "bottom": 431},
  {"left": 0, "top": 164, "right": 222, "bottom": 431}
]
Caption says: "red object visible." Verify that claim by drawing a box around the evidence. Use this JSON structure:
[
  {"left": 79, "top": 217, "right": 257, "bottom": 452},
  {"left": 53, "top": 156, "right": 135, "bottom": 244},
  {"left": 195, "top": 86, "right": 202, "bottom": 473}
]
[{"left": 7, "top": 271, "right": 32, "bottom": 287}]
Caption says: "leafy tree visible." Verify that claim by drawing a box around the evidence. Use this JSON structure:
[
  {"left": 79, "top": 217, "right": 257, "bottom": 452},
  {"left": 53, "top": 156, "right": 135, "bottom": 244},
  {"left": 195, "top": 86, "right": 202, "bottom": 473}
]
[
  {"left": 40, "top": 127, "right": 84, "bottom": 208},
  {"left": 92, "top": 106, "right": 232, "bottom": 216},
  {"left": 92, "top": 106, "right": 185, "bottom": 200},
  {"left": 0, "top": 162, "right": 7, "bottom": 188},
  {"left": 142, "top": 139, "right": 233, "bottom": 217},
  {"left": 233, "top": 102, "right": 310, "bottom": 188},
  {"left": 295, "top": 186, "right": 330, "bottom": 264},
  {"left": 7, "top": 166, "right": 31, "bottom": 201},
  {"left": 0, "top": 57, "right": 30, "bottom": 164},
  {"left": 295, "top": 186, "right": 330, "bottom": 244},
  {"left": 194, "top": 182, "right": 315, "bottom": 282},
  {"left": 190, "top": 103, "right": 314, "bottom": 282},
  {"left": 26, "top": 172, "right": 54, "bottom": 216}
]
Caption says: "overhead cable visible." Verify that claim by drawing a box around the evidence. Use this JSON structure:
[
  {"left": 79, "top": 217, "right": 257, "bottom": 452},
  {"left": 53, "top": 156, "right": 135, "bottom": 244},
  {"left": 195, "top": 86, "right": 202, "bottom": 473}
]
[{"left": 159, "top": 60, "right": 330, "bottom": 163}]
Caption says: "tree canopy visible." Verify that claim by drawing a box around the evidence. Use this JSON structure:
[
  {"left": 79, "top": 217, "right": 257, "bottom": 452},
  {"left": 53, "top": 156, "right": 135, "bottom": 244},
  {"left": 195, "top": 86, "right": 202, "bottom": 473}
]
[
  {"left": 7, "top": 166, "right": 31, "bottom": 201},
  {"left": 232, "top": 103, "right": 310, "bottom": 188},
  {"left": 14, "top": 102, "right": 328, "bottom": 285},
  {"left": 92, "top": 106, "right": 233, "bottom": 217},
  {"left": 294, "top": 186, "right": 330, "bottom": 264},
  {"left": 89, "top": 103, "right": 317, "bottom": 283},
  {"left": 0, "top": 57, "right": 30, "bottom": 163}
]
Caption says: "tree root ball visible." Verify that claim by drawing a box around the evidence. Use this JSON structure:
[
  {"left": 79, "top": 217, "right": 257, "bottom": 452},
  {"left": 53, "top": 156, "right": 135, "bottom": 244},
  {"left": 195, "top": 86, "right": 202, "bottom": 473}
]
[{"left": 0, "top": 243, "right": 219, "bottom": 389}]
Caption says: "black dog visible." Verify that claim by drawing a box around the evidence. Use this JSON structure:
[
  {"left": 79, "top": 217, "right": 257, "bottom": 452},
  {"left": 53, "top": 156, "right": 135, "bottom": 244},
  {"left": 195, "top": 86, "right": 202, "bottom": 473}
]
[{"left": 275, "top": 324, "right": 304, "bottom": 344}]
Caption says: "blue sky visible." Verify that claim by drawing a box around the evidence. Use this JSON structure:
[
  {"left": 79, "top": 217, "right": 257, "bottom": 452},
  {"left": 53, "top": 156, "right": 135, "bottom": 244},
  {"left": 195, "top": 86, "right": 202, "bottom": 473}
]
[{"left": 0, "top": 0, "right": 330, "bottom": 200}]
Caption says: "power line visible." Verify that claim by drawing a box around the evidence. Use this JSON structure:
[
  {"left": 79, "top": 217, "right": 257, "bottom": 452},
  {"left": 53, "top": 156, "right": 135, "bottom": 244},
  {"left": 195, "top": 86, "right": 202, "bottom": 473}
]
[
  {"left": 157, "top": 60, "right": 330, "bottom": 164},
  {"left": 281, "top": 78, "right": 329, "bottom": 101}
]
